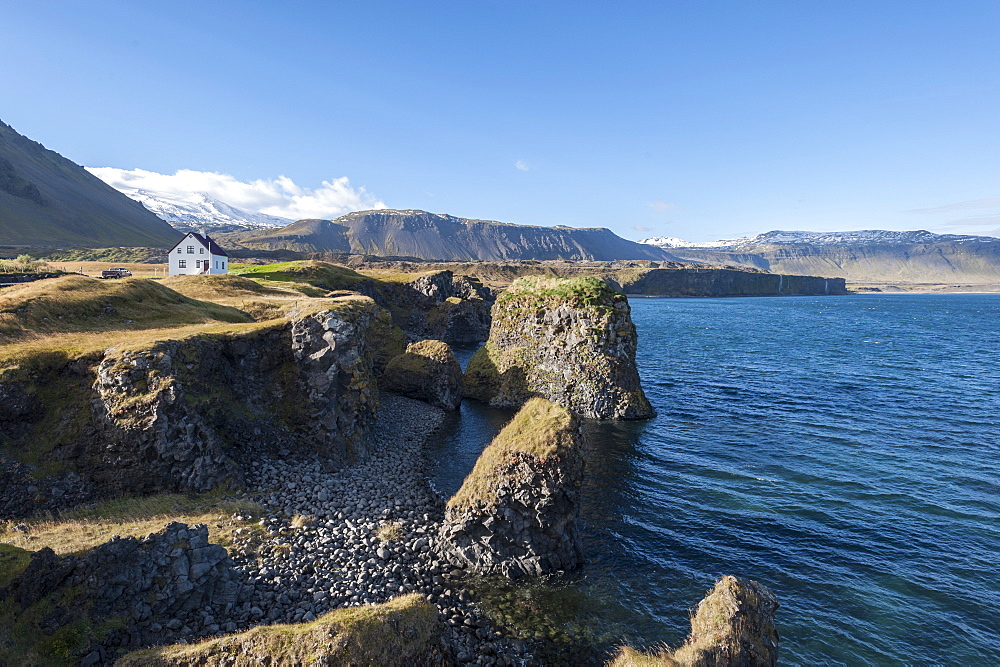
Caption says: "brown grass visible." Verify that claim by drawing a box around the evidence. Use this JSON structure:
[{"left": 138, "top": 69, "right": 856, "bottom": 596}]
[
  {"left": 0, "top": 492, "right": 264, "bottom": 556},
  {"left": 116, "top": 593, "right": 441, "bottom": 666},
  {"left": 447, "top": 398, "right": 577, "bottom": 511},
  {"left": 375, "top": 521, "right": 404, "bottom": 542}
]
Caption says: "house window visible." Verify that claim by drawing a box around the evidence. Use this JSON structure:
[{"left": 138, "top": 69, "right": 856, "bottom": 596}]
[
  {"left": 187, "top": 246, "right": 194, "bottom": 253},
  {"left": 214, "top": 260, "right": 219, "bottom": 269},
  {"left": 177, "top": 247, "right": 182, "bottom": 254},
  {"left": 195, "top": 260, "right": 201, "bottom": 269},
  {"left": 200, "top": 247, "right": 205, "bottom": 254},
  {"left": 178, "top": 260, "right": 187, "bottom": 268},
  {"left": 222, "top": 261, "right": 225, "bottom": 269}
]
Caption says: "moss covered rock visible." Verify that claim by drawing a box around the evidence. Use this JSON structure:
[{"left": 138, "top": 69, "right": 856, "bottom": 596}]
[
  {"left": 609, "top": 575, "right": 779, "bottom": 666},
  {"left": 381, "top": 339, "right": 463, "bottom": 410},
  {"left": 438, "top": 398, "right": 584, "bottom": 579},
  {"left": 464, "top": 276, "right": 653, "bottom": 420},
  {"left": 116, "top": 594, "right": 443, "bottom": 666}
]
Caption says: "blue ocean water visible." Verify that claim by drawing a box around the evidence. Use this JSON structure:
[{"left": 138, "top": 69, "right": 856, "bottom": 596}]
[{"left": 429, "top": 295, "right": 1000, "bottom": 664}]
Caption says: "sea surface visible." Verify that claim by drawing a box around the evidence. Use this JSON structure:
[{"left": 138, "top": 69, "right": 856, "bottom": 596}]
[{"left": 428, "top": 294, "right": 1000, "bottom": 665}]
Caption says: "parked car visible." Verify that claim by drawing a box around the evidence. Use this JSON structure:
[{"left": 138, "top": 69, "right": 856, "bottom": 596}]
[{"left": 101, "top": 268, "right": 132, "bottom": 279}]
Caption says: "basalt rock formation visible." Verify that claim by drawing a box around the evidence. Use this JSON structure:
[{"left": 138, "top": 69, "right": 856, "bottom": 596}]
[
  {"left": 464, "top": 276, "right": 654, "bottom": 420},
  {"left": 438, "top": 398, "right": 584, "bottom": 579},
  {"left": 610, "top": 575, "right": 779, "bottom": 666},
  {"left": 382, "top": 340, "right": 463, "bottom": 411},
  {"left": 0, "top": 298, "right": 389, "bottom": 506},
  {"left": 0, "top": 523, "right": 254, "bottom": 663}
]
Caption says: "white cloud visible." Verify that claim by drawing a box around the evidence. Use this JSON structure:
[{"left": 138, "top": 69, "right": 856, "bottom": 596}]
[
  {"left": 633, "top": 224, "right": 651, "bottom": 232},
  {"left": 647, "top": 200, "right": 681, "bottom": 213},
  {"left": 514, "top": 160, "right": 530, "bottom": 171},
  {"left": 87, "top": 167, "right": 385, "bottom": 220}
]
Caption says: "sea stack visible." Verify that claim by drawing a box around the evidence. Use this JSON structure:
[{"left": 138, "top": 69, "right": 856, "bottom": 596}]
[
  {"left": 463, "top": 276, "right": 654, "bottom": 420},
  {"left": 381, "top": 339, "right": 463, "bottom": 411},
  {"left": 611, "top": 575, "right": 780, "bottom": 666},
  {"left": 438, "top": 398, "right": 584, "bottom": 579}
]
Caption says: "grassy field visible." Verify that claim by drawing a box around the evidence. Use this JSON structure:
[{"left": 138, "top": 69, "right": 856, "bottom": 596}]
[{"left": 44, "top": 261, "right": 169, "bottom": 278}]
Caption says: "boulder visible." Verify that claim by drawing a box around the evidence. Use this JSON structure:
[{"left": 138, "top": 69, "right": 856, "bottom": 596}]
[
  {"left": 438, "top": 398, "right": 584, "bottom": 578},
  {"left": 464, "top": 276, "right": 654, "bottom": 420},
  {"left": 382, "top": 340, "right": 463, "bottom": 411}
]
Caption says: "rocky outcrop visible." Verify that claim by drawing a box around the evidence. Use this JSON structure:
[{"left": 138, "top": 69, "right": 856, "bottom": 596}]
[
  {"left": 382, "top": 340, "right": 463, "bottom": 410},
  {"left": 117, "top": 593, "right": 443, "bottom": 666},
  {"left": 610, "top": 575, "right": 779, "bottom": 666},
  {"left": 0, "top": 523, "right": 254, "bottom": 663},
  {"left": 438, "top": 398, "right": 584, "bottom": 579},
  {"left": 0, "top": 299, "right": 384, "bottom": 506},
  {"left": 464, "top": 276, "right": 654, "bottom": 420},
  {"left": 403, "top": 270, "right": 493, "bottom": 343}
]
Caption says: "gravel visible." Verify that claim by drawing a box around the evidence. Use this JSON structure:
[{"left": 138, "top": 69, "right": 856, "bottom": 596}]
[{"left": 220, "top": 394, "right": 522, "bottom": 665}]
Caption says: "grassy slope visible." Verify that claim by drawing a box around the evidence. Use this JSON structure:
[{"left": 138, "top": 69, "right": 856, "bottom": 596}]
[
  {"left": 117, "top": 594, "right": 441, "bottom": 666},
  {"left": 448, "top": 398, "right": 576, "bottom": 511},
  {"left": 0, "top": 492, "right": 264, "bottom": 556}
]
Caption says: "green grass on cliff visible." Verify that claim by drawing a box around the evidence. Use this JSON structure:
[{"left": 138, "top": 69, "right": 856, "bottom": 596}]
[
  {"left": 116, "top": 594, "right": 441, "bottom": 666},
  {"left": 497, "top": 275, "right": 621, "bottom": 309},
  {"left": 448, "top": 398, "right": 577, "bottom": 511},
  {"left": 231, "top": 260, "right": 371, "bottom": 294}
]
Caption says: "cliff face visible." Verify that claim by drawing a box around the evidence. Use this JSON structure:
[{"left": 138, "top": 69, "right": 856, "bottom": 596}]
[
  {"left": 438, "top": 398, "right": 584, "bottom": 579},
  {"left": 1, "top": 523, "right": 253, "bottom": 661},
  {"left": 464, "top": 276, "right": 654, "bottom": 420},
  {"left": 0, "top": 299, "right": 387, "bottom": 504},
  {"left": 612, "top": 267, "right": 848, "bottom": 296}
]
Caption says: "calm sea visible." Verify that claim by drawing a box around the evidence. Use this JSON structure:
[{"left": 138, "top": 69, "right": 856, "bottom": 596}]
[{"left": 429, "top": 294, "right": 1000, "bottom": 664}]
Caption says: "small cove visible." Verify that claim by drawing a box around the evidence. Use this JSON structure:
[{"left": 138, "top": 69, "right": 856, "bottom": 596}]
[{"left": 428, "top": 294, "right": 1000, "bottom": 664}]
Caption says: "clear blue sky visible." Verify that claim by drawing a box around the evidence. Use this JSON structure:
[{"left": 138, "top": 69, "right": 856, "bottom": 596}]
[{"left": 3, "top": 1, "right": 999, "bottom": 241}]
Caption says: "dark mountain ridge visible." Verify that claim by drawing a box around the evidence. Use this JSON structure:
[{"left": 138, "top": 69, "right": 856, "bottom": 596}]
[
  {"left": 0, "top": 120, "right": 180, "bottom": 248},
  {"left": 238, "top": 209, "right": 684, "bottom": 262}
]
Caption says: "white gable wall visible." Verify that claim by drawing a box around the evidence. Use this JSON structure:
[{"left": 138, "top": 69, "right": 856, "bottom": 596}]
[{"left": 168, "top": 233, "right": 229, "bottom": 276}]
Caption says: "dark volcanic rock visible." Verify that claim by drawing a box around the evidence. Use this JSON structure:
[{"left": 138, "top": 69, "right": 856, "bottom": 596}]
[
  {"left": 438, "top": 398, "right": 584, "bottom": 579},
  {"left": 464, "top": 275, "right": 654, "bottom": 420},
  {"left": 382, "top": 340, "right": 463, "bottom": 411},
  {"left": 1, "top": 523, "right": 253, "bottom": 662}
]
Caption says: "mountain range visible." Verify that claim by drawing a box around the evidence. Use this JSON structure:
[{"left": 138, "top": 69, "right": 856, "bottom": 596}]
[
  {"left": 0, "top": 120, "right": 180, "bottom": 247},
  {"left": 231, "top": 209, "right": 684, "bottom": 262},
  {"left": 641, "top": 230, "right": 1000, "bottom": 284}
]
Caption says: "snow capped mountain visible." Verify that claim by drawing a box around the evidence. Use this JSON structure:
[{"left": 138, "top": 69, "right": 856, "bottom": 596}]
[
  {"left": 641, "top": 229, "right": 998, "bottom": 250},
  {"left": 640, "top": 235, "right": 749, "bottom": 249},
  {"left": 107, "top": 187, "right": 290, "bottom": 232}
]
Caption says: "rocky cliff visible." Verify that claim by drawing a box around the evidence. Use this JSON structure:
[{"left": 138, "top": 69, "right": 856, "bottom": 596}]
[
  {"left": 610, "top": 575, "right": 779, "bottom": 666},
  {"left": 382, "top": 340, "right": 463, "bottom": 410},
  {"left": 0, "top": 523, "right": 253, "bottom": 663},
  {"left": 611, "top": 267, "right": 848, "bottom": 297},
  {"left": 464, "top": 276, "right": 654, "bottom": 420},
  {"left": 0, "top": 297, "right": 390, "bottom": 506},
  {"left": 438, "top": 398, "right": 584, "bottom": 579}
]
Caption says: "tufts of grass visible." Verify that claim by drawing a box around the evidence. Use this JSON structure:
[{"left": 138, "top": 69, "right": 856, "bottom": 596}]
[
  {"left": 0, "top": 492, "right": 264, "bottom": 556},
  {"left": 290, "top": 514, "right": 316, "bottom": 529},
  {"left": 116, "top": 593, "right": 441, "bottom": 666},
  {"left": 498, "top": 275, "right": 621, "bottom": 310},
  {"left": 375, "top": 521, "right": 404, "bottom": 543},
  {"left": 608, "top": 645, "right": 678, "bottom": 666},
  {"left": 447, "top": 398, "right": 577, "bottom": 511}
]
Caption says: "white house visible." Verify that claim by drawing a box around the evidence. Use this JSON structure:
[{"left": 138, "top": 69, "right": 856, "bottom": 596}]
[{"left": 168, "top": 231, "right": 229, "bottom": 276}]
